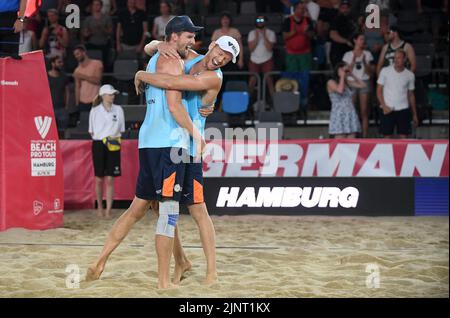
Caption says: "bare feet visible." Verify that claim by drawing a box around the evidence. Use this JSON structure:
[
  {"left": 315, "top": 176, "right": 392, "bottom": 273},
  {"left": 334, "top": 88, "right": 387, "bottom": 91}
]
[
  {"left": 96, "top": 209, "right": 104, "bottom": 218},
  {"left": 157, "top": 282, "right": 179, "bottom": 290},
  {"left": 203, "top": 272, "right": 218, "bottom": 285},
  {"left": 173, "top": 260, "right": 192, "bottom": 284},
  {"left": 104, "top": 210, "right": 113, "bottom": 219},
  {"left": 85, "top": 263, "right": 104, "bottom": 281}
]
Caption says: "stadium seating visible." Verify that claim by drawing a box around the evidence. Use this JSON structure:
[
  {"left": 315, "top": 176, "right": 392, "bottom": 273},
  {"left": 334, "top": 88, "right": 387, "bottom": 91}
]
[
  {"left": 205, "top": 111, "right": 230, "bottom": 140},
  {"left": 222, "top": 91, "right": 250, "bottom": 114},
  {"left": 122, "top": 105, "right": 147, "bottom": 127},
  {"left": 87, "top": 49, "right": 102, "bottom": 61},
  {"left": 240, "top": 1, "right": 257, "bottom": 14},
  {"left": 225, "top": 80, "right": 248, "bottom": 91},
  {"left": 254, "top": 112, "right": 284, "bottom": 140},
  {"left": 113, "top": 60, "right": 139, "bottom": 81},
  {"left": 273, "top": 92, "right": 300, "bottom": 114},
  {"left": 416, "top": 55, "right": 433, "bottom": 78}
]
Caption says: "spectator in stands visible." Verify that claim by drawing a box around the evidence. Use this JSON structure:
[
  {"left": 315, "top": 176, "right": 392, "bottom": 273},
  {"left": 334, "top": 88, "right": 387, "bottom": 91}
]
[
  {"left": 135, "top": 0, "right": 147, "bottom": 12},
  {"left": 184, "top": 0, "right": 210, "bottom": 15},
  {"left": 304, "top": 0, "right": 321, "bottom": 22},
  {"left": 377, "top": 49, "right": 418, "bottom": 139},
  {"left": 58, "top": 0, "right": 91, "bottom": 17},
  {"left": 100, "top": 0, "right": 117, "bottom": 15},
  {"left": 342, "top": 33, "right": 375, "bottom": 138},
  {"left": 18, "top": 19, "right": 38, "bottom": 54},
  {"left": 248, "top": 15, "right": 277, "bottom": 102},
  {"left": 316, "top": 0, "right": 339, "bottom": 56},
  {"left": 211, "top": 12, "right": 244, "bottom": 69},
  {"left": 81, "top": 0, "right": 113, "bottom": 69},
  {"left": 89, "top": 84, "right": 125, "bottom": 219},
  {"left": 152, "top": 1, "right": 174, "bottom": 41},
  {"left": 48, "top": 55, "right": 70, "bottom": 136},
  {"left": 73, "top": 44, "right": 103, "bottom": 113},
  {"left": 256, "top": 0, "right": 282, "bottom": 13},
  {"left": 363, "top": 13, "right": 389, "bottom": 63},
  {"left": 39, "top": 9, "right": 70, "bottom": 59},
  {"left": 417, "top": 0, "right": 447, "bottom": 45},
  {"left": 352, "top": 0, "right": 391, "bottom": 23},
  {"left": 280, "top": 0, "right": 293, "bottom": 16},
  {"left": 167, "top": 0, "right": 183, "bottom": 15},
  {"left": 116, "top": 0, "right": 148, "bottom": 57},
  {"left": 329, "top": 0, "right": 358, "bottom": 67},
  {"left": 376, "top": 25, "right": 416, "bottom": 76},
  {"left": 327, "top": 61, "right": 366, "bottom": 138},
  {"left": 282, "top": 0, "right": 315, "bottom": 110}
]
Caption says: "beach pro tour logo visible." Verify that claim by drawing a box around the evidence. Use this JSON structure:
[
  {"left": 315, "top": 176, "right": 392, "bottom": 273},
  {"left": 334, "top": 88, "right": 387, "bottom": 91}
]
[
  {"left": 34, "top": 116, "right": 52, "bottom": 139},
  {"left": 31, "top": 116, "right": 57, "bottom": 176},
  {"left": 216, "top": 187, "right": 359, "bottom": 208}
]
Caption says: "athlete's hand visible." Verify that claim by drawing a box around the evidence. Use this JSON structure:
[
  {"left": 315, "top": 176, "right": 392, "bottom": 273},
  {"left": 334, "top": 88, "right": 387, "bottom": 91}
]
[
  {"left": 194, "top": 137, "right": 206, "bottom": 163},
  {"left": 134, "top": 71, "right": 145, "bottom": 95},
  {"left": 199, "top": 105, "right": 214, "bottom": 117},
  {"left": 157, "top": 41, "right": 179, "bottom": 59}
]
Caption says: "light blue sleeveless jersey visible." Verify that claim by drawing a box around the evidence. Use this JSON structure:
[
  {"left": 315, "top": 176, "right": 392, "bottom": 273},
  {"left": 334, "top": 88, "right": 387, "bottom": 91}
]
[
  {"left": 183, "top": 55, "right": 222, "bottom": 157},
  {"left": 138, "top": 52, "right": 189, "bottom": 149}
]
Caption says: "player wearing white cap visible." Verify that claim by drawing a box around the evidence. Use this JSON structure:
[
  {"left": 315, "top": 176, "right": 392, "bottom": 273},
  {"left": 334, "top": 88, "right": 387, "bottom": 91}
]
[{"left": 135, "top": 35, "right": 240, "bottom": 284}]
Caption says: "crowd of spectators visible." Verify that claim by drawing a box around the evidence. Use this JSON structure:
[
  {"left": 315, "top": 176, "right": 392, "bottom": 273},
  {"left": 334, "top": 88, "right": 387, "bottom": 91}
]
[{"left": 15, "top": 0, "right": 447, "bottom": 139}]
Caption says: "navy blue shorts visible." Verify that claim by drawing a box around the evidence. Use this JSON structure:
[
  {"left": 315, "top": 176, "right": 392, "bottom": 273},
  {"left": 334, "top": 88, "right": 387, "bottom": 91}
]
[
  {"left": 180, "top": 159, "right": 204, "bottom": 205},
  {"left": 135, "top": 148, "right": 189, "bottom": 202},
  {"left": 381, "top": 108, "right": 412, "bottom": 136}
]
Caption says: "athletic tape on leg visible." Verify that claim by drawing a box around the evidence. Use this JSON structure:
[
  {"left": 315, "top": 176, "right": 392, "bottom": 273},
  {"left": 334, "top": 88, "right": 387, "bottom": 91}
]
[{"left": 156, "top": 200, "right": 179, "bottom": 238}]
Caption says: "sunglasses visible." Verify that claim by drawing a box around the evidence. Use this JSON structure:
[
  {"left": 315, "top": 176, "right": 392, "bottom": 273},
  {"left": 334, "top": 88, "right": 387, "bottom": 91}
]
[{"left": 256, "top": 18, "right": 265, "bottom": 23}]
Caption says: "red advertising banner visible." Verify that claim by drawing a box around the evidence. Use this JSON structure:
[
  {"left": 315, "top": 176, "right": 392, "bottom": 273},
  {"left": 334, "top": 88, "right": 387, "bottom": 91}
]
[
  {"left": 60, "top": 139, "right": 449, "bottom": 210},
  {"left": 203, "top": 139, "right": 449, "bottom": 177},
  {"left": 0, "top": 51, "right": 64, "bottom": 231},
  {"left": 62, "top": 140, "right": 139, "bottom": 209}
]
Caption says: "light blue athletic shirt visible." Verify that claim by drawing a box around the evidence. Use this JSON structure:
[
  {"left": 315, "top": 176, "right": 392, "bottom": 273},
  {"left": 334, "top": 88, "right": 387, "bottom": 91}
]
[
  {"left": 183, "top": 54, "right": 222, "bottom": 157},
  {"left": 138, "top": 52, "right": 190, "bottom": 149}
]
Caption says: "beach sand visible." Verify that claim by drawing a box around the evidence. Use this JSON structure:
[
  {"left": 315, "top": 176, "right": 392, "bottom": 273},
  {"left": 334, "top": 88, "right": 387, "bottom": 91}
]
[{"left": 0, "top": 210, "right": 448, "bottom": 297}]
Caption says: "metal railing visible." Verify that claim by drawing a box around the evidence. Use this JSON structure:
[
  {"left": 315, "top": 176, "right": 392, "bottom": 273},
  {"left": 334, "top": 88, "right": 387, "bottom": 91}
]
[{"left": 221, "top": 71, "right": 262, "bottom": 100}]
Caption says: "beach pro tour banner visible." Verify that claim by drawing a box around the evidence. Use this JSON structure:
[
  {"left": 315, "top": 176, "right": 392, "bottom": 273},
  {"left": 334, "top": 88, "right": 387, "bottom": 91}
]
[{"left": 0, "top": 51, "right": 64, "bottom": 231}]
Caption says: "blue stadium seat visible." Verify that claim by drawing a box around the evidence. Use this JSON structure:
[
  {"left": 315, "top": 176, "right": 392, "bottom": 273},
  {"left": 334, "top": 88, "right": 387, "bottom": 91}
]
[{"left": 222, "top": 91, "right": 250, "bottom": 115}]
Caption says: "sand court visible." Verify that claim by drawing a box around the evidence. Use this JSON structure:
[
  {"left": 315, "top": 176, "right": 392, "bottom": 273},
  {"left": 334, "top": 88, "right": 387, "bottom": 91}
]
[{"left": 0, "top": 211, "right": 448, "bottom": 298}]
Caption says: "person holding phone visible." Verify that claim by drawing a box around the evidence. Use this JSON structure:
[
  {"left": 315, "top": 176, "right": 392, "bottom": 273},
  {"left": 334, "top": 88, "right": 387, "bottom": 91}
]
[{"left": 327, "top": 62, "right": 366, "bottom": 138}]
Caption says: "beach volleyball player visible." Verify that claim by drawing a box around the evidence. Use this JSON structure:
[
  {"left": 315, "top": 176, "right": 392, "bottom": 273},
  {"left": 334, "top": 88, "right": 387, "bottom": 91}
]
[
  {"left": 86, "top": 17, "right": 238, "bottom": 288},
  {"left": 86, "top": 16, "right": 205, "bottom": 289},
  {"left": 135, "top": 35, "right": 240, "bottom": 284}
]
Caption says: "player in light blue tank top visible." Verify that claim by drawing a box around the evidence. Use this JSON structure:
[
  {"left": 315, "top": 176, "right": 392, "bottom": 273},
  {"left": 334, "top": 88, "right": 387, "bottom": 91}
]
[
  {"left": 183, "top": 54, "right": 223, "bottom": 157},
  {"left": 138, "top": 52, "right": 190, "bottom": 150},
  {"left": 132, "top": 35, "right": 240, "bottom": 285}
]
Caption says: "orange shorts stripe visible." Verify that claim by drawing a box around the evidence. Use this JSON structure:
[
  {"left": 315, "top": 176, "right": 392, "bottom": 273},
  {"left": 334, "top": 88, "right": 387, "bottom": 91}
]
[
  {"left": 193, "top": 179, "right": 204, "bottom": 203},
  {"left": 162, "top": 172, "right": 176, "bottom": 197}
]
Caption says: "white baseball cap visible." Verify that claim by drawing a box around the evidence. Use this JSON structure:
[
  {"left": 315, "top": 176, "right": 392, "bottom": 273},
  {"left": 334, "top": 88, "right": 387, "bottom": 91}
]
[
  {"left": 215, "top": 36, "right": 240, "bottom": 63},
  {"left": 99, "top": 84, "right": 119, "bottom": 96}
]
